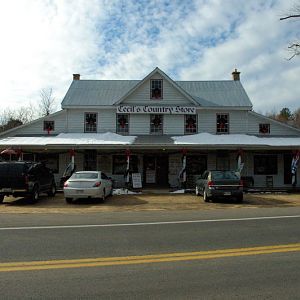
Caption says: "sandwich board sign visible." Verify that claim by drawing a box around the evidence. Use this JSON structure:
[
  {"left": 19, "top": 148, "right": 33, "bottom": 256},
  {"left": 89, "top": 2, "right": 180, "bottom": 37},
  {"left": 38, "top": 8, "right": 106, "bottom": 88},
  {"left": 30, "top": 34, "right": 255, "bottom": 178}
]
[{"left": 132, "top": 173, "right": 142, "bottom": 188}]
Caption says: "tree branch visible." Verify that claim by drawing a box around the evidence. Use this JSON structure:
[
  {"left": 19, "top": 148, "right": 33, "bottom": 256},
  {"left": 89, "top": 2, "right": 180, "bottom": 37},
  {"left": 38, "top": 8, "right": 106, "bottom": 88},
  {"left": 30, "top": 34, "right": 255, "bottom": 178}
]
[{"left": 280, "top": 14, "right": 300, "bottom": 20}]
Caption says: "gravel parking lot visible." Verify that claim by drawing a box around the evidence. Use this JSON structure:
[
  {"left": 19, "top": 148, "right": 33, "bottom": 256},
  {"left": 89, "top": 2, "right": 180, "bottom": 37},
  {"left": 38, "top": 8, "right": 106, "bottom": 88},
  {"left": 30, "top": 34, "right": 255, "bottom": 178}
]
[{"left": 1, "top": 192, "right": 300, "bottom": 214}]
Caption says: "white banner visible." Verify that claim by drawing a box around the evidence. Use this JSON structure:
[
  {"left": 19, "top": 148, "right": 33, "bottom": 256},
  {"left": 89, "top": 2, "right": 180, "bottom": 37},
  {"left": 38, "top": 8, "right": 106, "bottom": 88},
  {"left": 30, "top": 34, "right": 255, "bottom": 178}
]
[{"left": 117, "top": 105, "right": 196, "bottom": 115}]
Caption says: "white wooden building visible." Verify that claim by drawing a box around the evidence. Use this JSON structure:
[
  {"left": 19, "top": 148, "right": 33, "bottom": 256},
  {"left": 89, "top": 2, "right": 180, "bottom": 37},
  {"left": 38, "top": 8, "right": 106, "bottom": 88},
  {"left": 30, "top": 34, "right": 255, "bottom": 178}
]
[{"left": 1, "top": 67, "right": 300, "bottom": 190}]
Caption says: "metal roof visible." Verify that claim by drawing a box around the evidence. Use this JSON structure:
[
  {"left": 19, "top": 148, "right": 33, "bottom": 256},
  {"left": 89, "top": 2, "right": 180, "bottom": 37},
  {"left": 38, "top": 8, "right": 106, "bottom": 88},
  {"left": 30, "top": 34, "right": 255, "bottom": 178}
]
[
  {"left": 176, "top": 80, "right": 252, "bottom": 107},
  {"left": 61, "top": 79, "right": 252, "bottom": 108},
  {"left": 1, "top": 133, "right": 300, "bottom": 149},
  {"left": 61, "top": 80, "right": 138, "bottom": 107}
]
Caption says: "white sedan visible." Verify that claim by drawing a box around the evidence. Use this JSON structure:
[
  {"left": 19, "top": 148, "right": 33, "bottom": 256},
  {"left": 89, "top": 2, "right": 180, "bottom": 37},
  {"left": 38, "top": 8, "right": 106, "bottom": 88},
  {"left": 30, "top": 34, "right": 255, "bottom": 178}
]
[{"left": 63, "top": 171, "right": 113, "bottom": 203}]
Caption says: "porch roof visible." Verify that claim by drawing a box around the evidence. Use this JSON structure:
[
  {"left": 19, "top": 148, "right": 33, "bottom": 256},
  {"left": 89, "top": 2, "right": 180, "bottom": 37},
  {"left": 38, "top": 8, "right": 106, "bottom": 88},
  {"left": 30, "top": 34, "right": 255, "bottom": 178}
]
[{"left": 0, "top": 132, "right": 300, "bottom": 149}]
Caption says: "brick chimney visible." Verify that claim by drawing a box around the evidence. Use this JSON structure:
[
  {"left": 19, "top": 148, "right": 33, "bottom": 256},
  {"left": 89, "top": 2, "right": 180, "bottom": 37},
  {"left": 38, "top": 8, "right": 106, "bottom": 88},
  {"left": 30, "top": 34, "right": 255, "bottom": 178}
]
[
  {"left": 73, "top": 74, "right": 80, "bottom": 80},
  {"left": 232, "top": 69, "right": 240, "bottom": 81}
]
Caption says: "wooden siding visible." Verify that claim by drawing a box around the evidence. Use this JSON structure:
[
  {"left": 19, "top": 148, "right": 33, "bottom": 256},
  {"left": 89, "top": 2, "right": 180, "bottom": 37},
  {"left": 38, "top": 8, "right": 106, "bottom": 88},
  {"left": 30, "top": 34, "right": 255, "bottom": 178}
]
[
  {"left": 122, "top": 73, "right": 194, "bottom": 106},
  {"left": 1, "top": 111, "right": 66, "bottom": 137},
  {"left": 247, "top": 112, "right": 300, "bottom": 136},
  {"left": 197, "top": 110, "right": 248, "bottom": 134},
  {"left": 164, "top": 115, "right": 184, "bottom": 135},
  {"left": 66, "top": 109, "right": 116, "bottom": 133},
  {"left": 129, "top": 114, "right": 150, "bottom": 135}
]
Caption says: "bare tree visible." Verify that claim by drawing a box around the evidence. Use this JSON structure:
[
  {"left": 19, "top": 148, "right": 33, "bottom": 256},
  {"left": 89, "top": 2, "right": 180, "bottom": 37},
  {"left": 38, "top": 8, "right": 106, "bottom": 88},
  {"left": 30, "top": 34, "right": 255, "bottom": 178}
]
[
  {"left": 39, "top": 88, "right": 56, "bottom": 116},
  {"left": 0, "top": 104, "right": 36, "bottom": 133},
  {"left": 280, "top": 2, "right": 300, "bottom": 60},
  {"left": 293, "top": 108, "right": 300, "bottom": 128}
]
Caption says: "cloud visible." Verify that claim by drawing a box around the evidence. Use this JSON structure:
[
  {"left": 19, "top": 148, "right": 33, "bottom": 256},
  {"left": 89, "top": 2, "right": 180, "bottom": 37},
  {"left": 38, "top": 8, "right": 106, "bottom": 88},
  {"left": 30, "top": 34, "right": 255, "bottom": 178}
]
[{"left": 0, "top": 0, "right": 299, "bottom": 114}]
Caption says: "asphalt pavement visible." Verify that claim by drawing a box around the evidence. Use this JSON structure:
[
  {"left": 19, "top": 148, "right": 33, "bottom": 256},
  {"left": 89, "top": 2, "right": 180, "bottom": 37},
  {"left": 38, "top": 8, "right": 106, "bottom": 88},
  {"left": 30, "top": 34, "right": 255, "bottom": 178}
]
[{"left": 1, "top": 207, "right": 300, "bottom": 299}]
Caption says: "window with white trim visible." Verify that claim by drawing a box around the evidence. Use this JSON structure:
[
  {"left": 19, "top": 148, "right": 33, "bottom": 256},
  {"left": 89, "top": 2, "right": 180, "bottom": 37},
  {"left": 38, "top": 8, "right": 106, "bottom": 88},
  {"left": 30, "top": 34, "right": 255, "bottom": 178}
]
[
  {"left": 85, "top": 113, "right": 97, "bottom": 132},
  {"left": 259, "top": 123, "right": 270, "bottom": 134},
  {"left": 116, "top": 114, "right": 129, "bottom": 135},
  {"left": 150, "top": 114, "right": 163, "bottom": 134},
  {"left": 43, "top": 121, "right": 54, "bottom": 133},
  {"left": 150, "top": 79, "right": 163, "bottom": 99},
  {"left": 185, "top": 115, "right": 197, "bottom": 134},
  {"left": 216, "top": 113, "right": 229, "bottom": 133}
]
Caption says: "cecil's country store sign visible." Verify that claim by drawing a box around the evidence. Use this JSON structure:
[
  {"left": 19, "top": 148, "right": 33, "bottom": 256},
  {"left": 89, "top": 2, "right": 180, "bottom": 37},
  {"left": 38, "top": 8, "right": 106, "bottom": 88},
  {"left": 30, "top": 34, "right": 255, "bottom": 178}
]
[{"left": 117, "top": 105, "right": 196, "bottom": 114}]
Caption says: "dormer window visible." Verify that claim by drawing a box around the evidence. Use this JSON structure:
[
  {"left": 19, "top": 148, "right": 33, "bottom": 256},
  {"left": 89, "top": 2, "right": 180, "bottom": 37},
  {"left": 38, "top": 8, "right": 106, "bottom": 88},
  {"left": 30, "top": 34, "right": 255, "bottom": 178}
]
[
  {"left": 259, "top": 123, "right": 270, "bottom": 134},
  {"left": 151, "top": 79, "right": 163, "bottom": 99}
]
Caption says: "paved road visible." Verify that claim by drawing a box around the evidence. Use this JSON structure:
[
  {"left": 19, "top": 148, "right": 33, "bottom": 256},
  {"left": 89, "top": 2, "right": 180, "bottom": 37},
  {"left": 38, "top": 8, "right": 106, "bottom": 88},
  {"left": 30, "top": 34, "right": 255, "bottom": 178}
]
[{"left": 1, "top": 207, "right": 300, "bottom": 299}]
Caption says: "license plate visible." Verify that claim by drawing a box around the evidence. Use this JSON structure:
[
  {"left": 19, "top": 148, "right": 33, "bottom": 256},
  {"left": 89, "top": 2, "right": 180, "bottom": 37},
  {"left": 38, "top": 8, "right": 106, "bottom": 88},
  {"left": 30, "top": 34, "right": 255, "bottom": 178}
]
[
  {"left": 76, "top": 190, "right": 84, "bottom": 194},
  {"left": 224, "top": 192, "right": 231, "bottom": 196}
]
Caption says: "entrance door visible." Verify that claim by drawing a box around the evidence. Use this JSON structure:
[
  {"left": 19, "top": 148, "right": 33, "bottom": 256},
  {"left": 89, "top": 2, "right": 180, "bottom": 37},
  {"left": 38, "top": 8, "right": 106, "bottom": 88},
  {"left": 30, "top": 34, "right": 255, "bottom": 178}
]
[
  {"left": 143, "top": 155, "right": 169, "bottom": 187},
  {"left": 156, "top": 155, "right": 169, "bottom": 187}
]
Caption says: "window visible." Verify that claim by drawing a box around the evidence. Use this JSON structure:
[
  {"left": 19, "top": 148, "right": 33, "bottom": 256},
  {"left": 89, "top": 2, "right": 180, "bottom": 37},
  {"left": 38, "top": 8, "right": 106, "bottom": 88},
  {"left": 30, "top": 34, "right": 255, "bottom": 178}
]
[
  {"left": 84, "top": 150, "right": 97, "bottom": 170},
  {"left": 186, "top": 155, "right": 207, "bottom": 175},
  {"left": 44, "top": 121, "right": 54, "bottom": 133},
  {"left": 216, "top": 113, "right": 229, "bottom": 133},
  {"left": 36, "top": 153, "right": 59, "bottom": 173},
  {"left": 150, "top": 79, "right": 163, "bottom": 99},
  {"left": 254, "top": 155, "right": 278, "bottom": 175},
  {"left": 259, "top": 123, "right": 270, "bottom": 134},
  {"left": 216, "top": 151, "right": 230, "bottom": 170},
  {"left": 113, "top": 155, "right": 138, "bottom": 175},
  {"left": 73, "top": 172, "right": 98, "bottom": 179},
  {"left": 150, "top": 114, "right": 163, "bottom": 134},
  {"left": 85, "top": 113, "right": 97, "bottom": 132},
  {"left": 185, "top": 115, "right": 197, "bottom": 134},
  {"left": 116, "top": 114, "right": 129, "bottom": 135}
]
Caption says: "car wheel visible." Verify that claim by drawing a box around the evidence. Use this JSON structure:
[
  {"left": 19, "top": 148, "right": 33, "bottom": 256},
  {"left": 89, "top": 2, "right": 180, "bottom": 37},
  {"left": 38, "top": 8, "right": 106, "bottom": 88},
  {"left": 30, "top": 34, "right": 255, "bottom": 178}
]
[
  {"left": 203, "top": 189, "right": 210, "bottom": 202},
  {"left": 48, "top": 182, "right": 56, "bottom": 197},
  {"left": 0, "top": 195, "right": 4, "bottom": 204},
  {"left": 195, "top": 186, "right": 200, "bottom": 196},
  {"left": 31, "top": 186, "right": 40, "bottom": 203},
  {"left": 65, "top": 197, "right": 73, "bottom": 204}
]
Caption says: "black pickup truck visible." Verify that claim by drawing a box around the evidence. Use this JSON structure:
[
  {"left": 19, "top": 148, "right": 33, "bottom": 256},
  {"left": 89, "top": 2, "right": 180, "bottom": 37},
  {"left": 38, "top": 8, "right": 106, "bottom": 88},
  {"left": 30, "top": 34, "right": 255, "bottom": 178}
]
[{"left": 0, "top": 161, "right": 56, "bottom": 203}]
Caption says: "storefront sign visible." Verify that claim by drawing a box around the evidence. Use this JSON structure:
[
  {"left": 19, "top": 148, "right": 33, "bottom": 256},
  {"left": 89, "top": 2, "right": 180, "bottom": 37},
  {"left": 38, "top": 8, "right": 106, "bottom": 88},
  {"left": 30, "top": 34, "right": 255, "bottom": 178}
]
[
  {"left": 117, "top": 105, "right": 196, "bottom": 115},
  {"left": 132, "top": 173, "right": 142, "bottom": 188}
]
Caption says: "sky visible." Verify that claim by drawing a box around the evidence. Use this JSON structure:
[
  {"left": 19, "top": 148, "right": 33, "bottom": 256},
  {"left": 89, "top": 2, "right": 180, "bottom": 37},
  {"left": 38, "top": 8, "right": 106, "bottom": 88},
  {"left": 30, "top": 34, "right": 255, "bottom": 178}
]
[{"left": 0, "top": 0, "right": 299, "bottom": 115}]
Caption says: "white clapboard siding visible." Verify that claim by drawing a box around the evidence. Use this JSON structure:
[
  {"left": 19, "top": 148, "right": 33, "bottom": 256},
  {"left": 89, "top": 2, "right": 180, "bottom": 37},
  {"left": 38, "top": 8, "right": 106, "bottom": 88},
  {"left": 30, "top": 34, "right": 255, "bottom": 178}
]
[
  {"left": 1, "top": 111, "right": 66, "bottom": 137},
  {"left": 163, "top": 115, "right": 184, "bottom": 135},
  {"left": 228, "top": 111, "right": 248, "bottom": 134},
  {"left": 197, "top": 110, "right": 216, "bottom": 133},
  {"left": 123, "top": 74, "right": 194, "bottom": 106},
  {"left": 198, "top": 110, "right": 248, "bottom": 134},
  {"left": 98, "top": 109, "right": 116, "bottom": 133},
  {"left": 247, "top": 112, "right": 300, "bottom": 136},
  {"left": 129, "top": 114, "right": 150, "bottom": 135},
  {"left": 66, "top": 109, "right": 116, "bottom": 133},
  {"left": 65, "top": 109, "right": 84, "bottom": 133}
]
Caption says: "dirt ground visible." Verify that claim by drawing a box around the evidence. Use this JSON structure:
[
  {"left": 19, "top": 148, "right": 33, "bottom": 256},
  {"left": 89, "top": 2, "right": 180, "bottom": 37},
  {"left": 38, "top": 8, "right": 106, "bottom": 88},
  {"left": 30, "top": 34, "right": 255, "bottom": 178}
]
[{"left": 1, "top": 192, "right": 300, "bottom": 214}]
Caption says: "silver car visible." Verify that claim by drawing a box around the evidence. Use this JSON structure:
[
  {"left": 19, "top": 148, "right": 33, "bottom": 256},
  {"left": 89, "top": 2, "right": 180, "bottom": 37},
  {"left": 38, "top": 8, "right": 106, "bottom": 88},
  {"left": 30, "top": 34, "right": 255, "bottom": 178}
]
[{"left": 63, "top": 171, "right": 113, "bottom": 203}]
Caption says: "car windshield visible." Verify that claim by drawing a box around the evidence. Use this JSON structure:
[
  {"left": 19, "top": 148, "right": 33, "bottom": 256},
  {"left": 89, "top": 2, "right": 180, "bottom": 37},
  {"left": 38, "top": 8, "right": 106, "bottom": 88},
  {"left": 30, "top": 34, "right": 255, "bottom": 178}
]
[
  {"left": 71, "top": 172, "right": 98, "bottom": 179},
  {"left": 211, "top": 171, "right": 239, "bottom": 180}
]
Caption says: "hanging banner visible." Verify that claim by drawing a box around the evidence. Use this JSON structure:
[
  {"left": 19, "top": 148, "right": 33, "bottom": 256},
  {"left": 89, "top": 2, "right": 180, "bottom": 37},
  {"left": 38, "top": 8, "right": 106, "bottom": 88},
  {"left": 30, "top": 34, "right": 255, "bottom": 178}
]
[
  {"left": 291, "top": 151, "right": 299, "bottom": 186},
  {"left": 117, "top": 105, "right": 196, "bottom": 115},
  {"left": 124, "top": 149, "right": 131, "bottom": 184}
]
